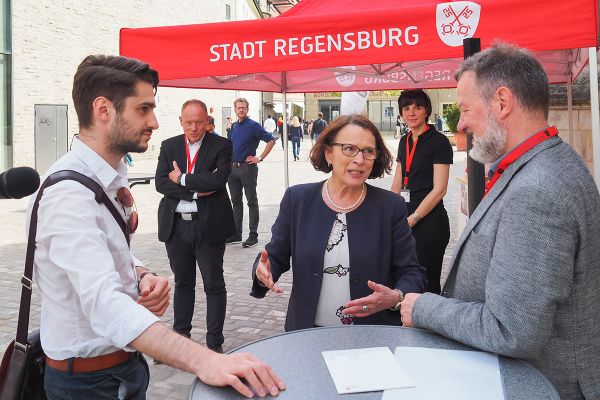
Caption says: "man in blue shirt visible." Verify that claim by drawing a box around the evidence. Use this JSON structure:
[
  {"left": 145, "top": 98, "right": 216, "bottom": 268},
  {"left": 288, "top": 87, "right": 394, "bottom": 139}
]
[{"left": 226, "top": 98, "right": 276, "bottom": 247}]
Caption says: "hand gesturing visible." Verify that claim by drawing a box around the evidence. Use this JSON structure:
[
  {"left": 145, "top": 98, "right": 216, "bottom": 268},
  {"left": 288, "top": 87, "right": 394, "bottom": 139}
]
[{"left": 255, "top": 250, "right": 283, "bottom": 294}]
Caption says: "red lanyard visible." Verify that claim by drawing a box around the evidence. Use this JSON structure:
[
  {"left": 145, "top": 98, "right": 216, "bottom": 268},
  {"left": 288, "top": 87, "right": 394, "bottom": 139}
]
[
  {"left": 185, "top": 138, "right": 200, "bottom": 173},
  {"left": 403, "top": 135, "right": 418, "bottom": 188},
  {"left": 485, "top": 126, "right": 558, "bottom": 196},
  {"left": 403, "top": 126, "right": 431, "bottom": 188}
]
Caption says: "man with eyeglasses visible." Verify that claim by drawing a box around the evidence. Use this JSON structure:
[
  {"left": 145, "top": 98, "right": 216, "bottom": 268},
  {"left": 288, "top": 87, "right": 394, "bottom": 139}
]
[
  {"left": 155, "top": 99, "right": 236, "bottom": 355},
  {"left": 226, "top": 97, "right": 276, "bottom": 248},
  {"left": 26, "top": 55, "right": 284, "bottom": 399}
]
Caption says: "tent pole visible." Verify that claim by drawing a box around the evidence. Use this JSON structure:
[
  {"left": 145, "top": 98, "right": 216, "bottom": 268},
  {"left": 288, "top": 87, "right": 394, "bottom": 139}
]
[
  {"left": 282, "top": 72, "right": 290, "bottom": 189},
  {"left": 589, "top": 47, "right": 600, "bottom": 188},
  {"left": 567, "top": 72, "right": 574, "bottom": 146}
]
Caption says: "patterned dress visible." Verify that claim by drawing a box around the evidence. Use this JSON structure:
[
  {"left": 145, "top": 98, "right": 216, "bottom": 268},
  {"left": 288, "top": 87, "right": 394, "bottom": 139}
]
[{"left": 314, "top": 213, "right": 354, "bottom": 326}]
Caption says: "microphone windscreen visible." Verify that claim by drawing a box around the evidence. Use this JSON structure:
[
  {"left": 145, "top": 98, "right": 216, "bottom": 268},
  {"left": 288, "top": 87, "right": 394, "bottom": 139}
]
[{"left": 0, "top": 167, "right": 41, "bottom": 199}]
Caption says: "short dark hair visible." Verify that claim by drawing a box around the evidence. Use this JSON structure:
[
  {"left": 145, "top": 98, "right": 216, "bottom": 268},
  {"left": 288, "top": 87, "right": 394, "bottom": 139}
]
[
  {"left": 72, "top": 55, "right": 159, "bottom": 129},
  {"left": 310, "top": 114, "right": 393, "bottom": 179},
  {"left": 208, "top": 116, "right": 215, "bottom": 125},
  {"left": 398, "top": 89, "right": 432, "bottom": 120},
  {"left": 455, "top": 42, "right": 549, "bottom": 119}
]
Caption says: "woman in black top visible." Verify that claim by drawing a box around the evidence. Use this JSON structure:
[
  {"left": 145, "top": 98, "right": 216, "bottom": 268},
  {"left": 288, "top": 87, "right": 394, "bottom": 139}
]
[{"left": 390, "top": 89, "right": 453, "bottom": 294}]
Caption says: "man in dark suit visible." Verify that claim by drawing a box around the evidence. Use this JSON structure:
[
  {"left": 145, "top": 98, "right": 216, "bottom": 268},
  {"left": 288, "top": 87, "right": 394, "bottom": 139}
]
[{"left": 155, "top": 99, "right": 235, "bottom": 353}]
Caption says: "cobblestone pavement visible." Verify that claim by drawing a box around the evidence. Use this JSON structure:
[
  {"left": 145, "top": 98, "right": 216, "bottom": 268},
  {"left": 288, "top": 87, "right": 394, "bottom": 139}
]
[{"left": 0, "top": 134, "right": 466, "bottom": 399}]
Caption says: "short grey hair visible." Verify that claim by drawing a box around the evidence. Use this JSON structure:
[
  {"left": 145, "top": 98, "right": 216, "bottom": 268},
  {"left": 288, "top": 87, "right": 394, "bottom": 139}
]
[
  {"left": 455, "top": 42, "right": 549, "bottom": 119},
  {"left": 181, "top": 99, "right": 207, "bottom": 114}
]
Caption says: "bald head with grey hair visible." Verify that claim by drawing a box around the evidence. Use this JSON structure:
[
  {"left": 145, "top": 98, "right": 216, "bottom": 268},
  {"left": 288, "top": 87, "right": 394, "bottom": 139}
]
[{"left": 454, "top": 42, "right": 550, "bottom": 119}]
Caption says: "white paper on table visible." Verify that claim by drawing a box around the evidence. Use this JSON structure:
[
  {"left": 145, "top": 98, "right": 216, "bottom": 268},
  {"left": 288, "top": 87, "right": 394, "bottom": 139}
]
[
  {"left": 382, "top": 347, "right": 505, "bottom": 400},
  {"left": 322, "top": 347, "right": 415, "bottom": 394}
]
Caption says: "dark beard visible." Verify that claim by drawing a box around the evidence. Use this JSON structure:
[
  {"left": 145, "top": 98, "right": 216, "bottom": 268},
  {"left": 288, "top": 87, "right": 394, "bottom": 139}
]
[{"left": 108, "top": 114, "right": 148, "bottom": 155}]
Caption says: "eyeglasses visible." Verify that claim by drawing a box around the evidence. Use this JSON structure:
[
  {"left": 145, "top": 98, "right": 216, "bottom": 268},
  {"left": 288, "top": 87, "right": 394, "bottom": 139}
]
[
  {"left": 235, "top": 106, "right": 248, "bottom": 110},
  {"left": 330, "top": 143, "right": 379, "bottom": 160},
  {"left": 116, "top": 187, "right": 138, "bottom": 234}
]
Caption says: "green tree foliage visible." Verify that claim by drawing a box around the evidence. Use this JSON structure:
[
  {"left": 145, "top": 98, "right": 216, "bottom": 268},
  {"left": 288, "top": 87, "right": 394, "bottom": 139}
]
[{"left": 443, "top": 103, "right": 461, "bottom": 132}]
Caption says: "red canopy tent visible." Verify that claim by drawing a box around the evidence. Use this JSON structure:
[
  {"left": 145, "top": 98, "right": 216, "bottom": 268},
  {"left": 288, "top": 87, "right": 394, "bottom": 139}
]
[{"left": 120, "top": 0, "right": 600, "bottom": 185}]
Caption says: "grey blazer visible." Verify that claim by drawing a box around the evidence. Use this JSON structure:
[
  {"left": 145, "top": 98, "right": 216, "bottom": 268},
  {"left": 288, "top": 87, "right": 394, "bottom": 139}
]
[{"left": 413, "top": 135, "right": 600, "bottom": 400}]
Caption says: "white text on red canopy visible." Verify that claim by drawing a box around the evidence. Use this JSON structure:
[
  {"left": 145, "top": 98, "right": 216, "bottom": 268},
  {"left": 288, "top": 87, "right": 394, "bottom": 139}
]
[{"left": 209, "top": 26, "right": 419, "bottom": 62}]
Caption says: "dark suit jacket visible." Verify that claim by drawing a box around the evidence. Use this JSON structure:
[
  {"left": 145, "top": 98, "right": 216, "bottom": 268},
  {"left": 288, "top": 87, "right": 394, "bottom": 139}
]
[
  {"left": 251, "top": 182, "right": 427, "bottom": 331},
  {"left": 155, "top": 133, "right": 235, "bottom": 243}
]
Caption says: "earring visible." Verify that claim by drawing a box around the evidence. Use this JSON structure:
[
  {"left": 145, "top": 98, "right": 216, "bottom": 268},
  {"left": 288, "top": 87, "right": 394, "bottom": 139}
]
[{"left": 328, "top": 163, "right": 332, "bottom": 168}]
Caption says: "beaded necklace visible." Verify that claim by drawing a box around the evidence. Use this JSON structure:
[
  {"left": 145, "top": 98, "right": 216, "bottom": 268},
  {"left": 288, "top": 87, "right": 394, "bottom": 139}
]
[{"left": 324, "top": 179, "right": 366, "bottom": 210}]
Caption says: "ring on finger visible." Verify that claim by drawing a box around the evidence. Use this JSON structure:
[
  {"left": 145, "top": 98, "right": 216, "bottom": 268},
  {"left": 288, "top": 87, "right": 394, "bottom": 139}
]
[{"left": 362, "top": 305, "right": 369, "bottom": 312}]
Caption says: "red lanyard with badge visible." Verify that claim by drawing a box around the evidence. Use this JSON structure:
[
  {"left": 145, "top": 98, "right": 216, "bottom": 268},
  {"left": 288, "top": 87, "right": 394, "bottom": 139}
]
[
  {"left": 485, "top": 126, "right": 559, "bottom": 196},
  {"left": 185, "top": 138, "right": 200, "bottom": 173},
  {"left": 400, "top": 130, "right": 423, "bottom": 203}
]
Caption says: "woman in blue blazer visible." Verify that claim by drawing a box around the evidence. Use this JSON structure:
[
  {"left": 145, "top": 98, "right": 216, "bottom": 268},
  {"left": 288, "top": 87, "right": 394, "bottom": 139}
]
[{"left": 251, "top": 114, "right": 427, "bottom": 331}]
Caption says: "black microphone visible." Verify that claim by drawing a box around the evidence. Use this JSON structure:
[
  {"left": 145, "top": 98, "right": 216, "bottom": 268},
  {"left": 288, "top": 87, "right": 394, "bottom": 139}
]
[{"left": 0, "top": 167, "right": 41, "bottom": 199}]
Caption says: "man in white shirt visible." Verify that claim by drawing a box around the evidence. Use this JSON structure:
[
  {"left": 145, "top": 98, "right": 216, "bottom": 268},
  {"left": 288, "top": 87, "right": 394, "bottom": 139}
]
[
  {"left": 29, "top": 54, "right": 284, "bottom": 399},
  {"left": 263, "top": 114, "right": 276, "bottom": 134}
]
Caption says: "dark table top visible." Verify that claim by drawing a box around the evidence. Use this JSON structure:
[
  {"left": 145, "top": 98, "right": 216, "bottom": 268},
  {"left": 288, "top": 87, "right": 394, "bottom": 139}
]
[{"left": 189, "top": 325, "right": 559, "bottom": 400}]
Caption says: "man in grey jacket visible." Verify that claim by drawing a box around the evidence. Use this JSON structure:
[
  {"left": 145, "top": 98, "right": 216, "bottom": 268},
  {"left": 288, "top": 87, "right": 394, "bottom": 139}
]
[{"left": 401, "top": 43, "right": 600, "bottom": 400}]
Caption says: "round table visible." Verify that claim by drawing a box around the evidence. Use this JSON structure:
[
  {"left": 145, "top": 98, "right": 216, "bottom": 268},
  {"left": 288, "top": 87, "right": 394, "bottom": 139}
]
[{"left": 189, "top": 325, "right": 559, "bottom": 399}]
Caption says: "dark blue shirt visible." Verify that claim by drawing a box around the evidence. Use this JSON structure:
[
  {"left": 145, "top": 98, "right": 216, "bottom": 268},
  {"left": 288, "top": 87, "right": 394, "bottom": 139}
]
[{"left": 230, "top": 117, "right": 275, "bottom": 162}]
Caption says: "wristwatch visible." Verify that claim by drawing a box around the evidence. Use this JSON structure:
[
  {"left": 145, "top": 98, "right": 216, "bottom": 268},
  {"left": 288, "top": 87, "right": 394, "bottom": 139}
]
[
  {"left": 257, "top": 156, "right": 263, "bottom": 162},
  {"left": 177, "top": 174, "right": 183, "bottom": 185},
  {"left": 389, "top": 289, "right": 404, "bottom": 311}
]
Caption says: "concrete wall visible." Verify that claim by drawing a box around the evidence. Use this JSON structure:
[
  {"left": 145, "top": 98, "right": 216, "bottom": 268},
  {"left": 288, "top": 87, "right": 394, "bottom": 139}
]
[
  {"left": 549, "top": 106, "right": 594, "bottom": 175},
  {"left": 12, "top": 0, "right": 262, "bottom": 167}
]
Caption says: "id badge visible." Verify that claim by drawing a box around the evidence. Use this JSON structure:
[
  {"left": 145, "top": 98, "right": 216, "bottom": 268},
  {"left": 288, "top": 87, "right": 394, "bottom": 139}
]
[{"left": 400, "top": 189, "right": 411, "bottom": 203}]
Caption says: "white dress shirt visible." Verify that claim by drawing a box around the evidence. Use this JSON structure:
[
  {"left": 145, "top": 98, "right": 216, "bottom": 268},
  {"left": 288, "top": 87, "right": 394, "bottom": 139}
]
[
  {"left": 27, "top": 137, "right": 159, "bottom": 360},
  {"left": 175, "top": 137, "right": 203, "bottom": 213}
]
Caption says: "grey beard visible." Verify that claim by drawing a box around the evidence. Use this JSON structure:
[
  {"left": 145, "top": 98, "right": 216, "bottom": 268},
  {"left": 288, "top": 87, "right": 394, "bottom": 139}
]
[{"left": 469, "top": 114, "right": 508, "bottom": 164}]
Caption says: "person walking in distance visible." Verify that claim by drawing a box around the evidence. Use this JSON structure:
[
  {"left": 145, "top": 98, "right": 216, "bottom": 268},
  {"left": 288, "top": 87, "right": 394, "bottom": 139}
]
[
  {"left": 226, "top": 98, "right": 276, "bottom": 248},
  {"left": 311, "top": 112, "right": 327, "bottom": 143},
  {"left": 289, "top": 116, "right": 303, "bottom": 161}
]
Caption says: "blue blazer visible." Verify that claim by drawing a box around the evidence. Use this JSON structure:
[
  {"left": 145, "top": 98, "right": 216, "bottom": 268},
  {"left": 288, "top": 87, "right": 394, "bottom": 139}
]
[{"left": 251, "top": 181, "right": 427, "bottom": 331}]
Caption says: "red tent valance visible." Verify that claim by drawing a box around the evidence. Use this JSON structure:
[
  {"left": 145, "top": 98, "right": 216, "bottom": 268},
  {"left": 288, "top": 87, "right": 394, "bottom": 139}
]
[{"left": 120, "top": 0, "right": 598, "bottom": 92}]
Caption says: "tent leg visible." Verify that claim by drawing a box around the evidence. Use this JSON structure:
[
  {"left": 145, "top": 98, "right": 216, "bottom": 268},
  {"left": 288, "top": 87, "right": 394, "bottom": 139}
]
[
  {"left": 589, "top": 47, "right": 600, "bottom": 188},
  {"left": 567, "top": 73, "right": 574, "bottom": 146},
  {"left": 282, "top": 72, "right": 290, "bottom": 189}
]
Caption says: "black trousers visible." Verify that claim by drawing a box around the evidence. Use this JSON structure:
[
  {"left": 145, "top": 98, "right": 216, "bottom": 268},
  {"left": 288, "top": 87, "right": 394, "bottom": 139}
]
[
  {"left": 411, "top": 207, "right": 450, "bottom": 294},
  {"left": 165, "top": 218, "right": 226, "bottom": 347}
]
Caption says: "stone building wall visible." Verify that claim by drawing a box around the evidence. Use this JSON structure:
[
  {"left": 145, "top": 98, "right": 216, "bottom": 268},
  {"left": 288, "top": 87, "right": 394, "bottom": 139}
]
[{"left": 12, "top": 0, "right": 262, "bottom": 168}]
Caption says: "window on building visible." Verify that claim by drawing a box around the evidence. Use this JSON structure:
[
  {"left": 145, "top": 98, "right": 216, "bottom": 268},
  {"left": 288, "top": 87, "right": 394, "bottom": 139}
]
[{"left": 225, "top": 4, "right": 231, "bottom": 20}]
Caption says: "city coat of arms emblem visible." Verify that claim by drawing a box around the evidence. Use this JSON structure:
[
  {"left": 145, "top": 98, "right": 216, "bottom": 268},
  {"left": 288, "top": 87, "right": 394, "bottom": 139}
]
[{"left": 436, "top": 2, "right": 481, "bottom": 47}]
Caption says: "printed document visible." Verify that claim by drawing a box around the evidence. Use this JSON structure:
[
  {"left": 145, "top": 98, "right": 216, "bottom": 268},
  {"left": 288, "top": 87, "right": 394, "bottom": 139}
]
[{"left": 322, "top": 347, "right": 415, "bottom": 394}]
